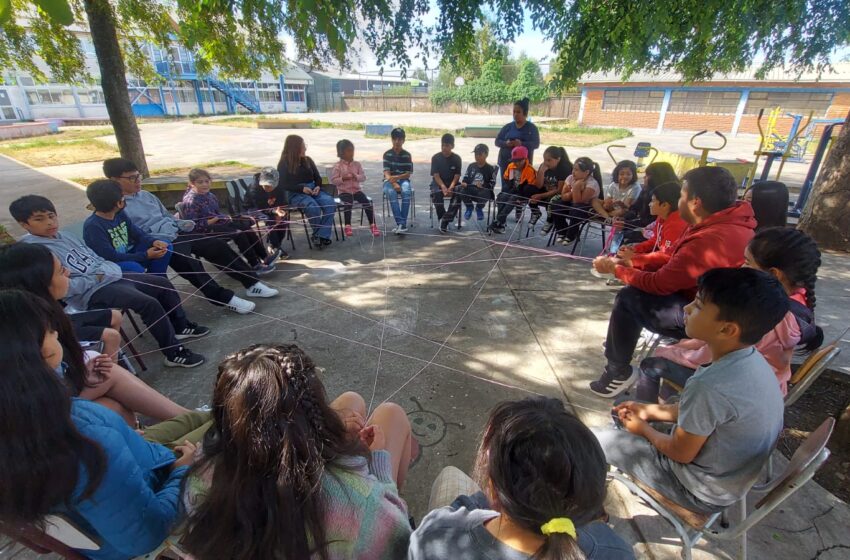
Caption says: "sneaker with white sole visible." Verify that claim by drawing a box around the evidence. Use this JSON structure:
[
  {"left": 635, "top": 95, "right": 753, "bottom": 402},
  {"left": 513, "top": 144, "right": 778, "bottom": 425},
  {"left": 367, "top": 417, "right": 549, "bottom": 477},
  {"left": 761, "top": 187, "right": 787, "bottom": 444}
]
[
  {"left": 246, "top": 281, "right": 279, "bottom": 298},
  {"left": 174, "top": 321, "right": 211, "bottom": 340},
  {"left": 252, "top": 262, "right": 277, "bottom": 276},
  {"left": 263, "top": 248, "right": 282, "bottom": 266},
  {"left": 541, "top": 222, "right": 553, "bottom": 234},
  {"left": 225, "top": 295, "right": 255, "bottom": 314},
  {"left": 164, "top": 346, "right": 205, "bottom": 368},
  {"left": 391, "top": 225, "right": 401, "bottom": 234},
  {"left": 397, "top": 225, "right": 409, "bottom": 234},
  {"left": 589, "top": 366, "right": 638, "bottom": 398}
]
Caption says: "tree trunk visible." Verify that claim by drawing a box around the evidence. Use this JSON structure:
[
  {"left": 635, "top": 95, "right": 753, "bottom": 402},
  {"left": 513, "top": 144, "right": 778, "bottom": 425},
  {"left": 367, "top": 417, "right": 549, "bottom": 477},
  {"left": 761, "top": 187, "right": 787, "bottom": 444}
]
[
  {"left": 799, "top": 110, "right": 850, "bottom": 251},
  {"left": 82, "top": 0, "right": 149, "bottom": 176}
]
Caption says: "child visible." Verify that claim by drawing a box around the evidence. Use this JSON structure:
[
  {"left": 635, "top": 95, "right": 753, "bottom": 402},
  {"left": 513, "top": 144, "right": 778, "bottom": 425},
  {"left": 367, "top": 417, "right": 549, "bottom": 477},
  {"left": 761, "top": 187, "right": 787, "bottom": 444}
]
[
  {"left": 430, "top": 133, "right": 463, "bottom": 233},
  {"left": 745, "top": 181, "right": 789, "bottom": 231},
  {"left": 383, "top": 127, "right": 414, "bottom": 234},
  {"left": 277, "top": 134, "right": 337, "bottom": 246},
  {"left": 182, "top": 344, "right": 414, "bottom": 560},
  {"left": 487, "top": 145, "right": 538, "bottom": 234},
  {"left": 104, "top": 157, "right": 262, "bottom": 315},
  {"left": 550, "top": 156, "right": 604, "bottom": 244},
  {"left": 10, "top": 195, "right": 208, "bottom": 368},
  {"left": 613, "top": 182, "right": 688, "bottom": 270},
  {"left": 621, "top": 162, "right": 679, "bottom": 244},
  {"left": 637, "top": 227, "right": 823, "bottom": 401},
  {"left": 409, "top": 397, "right": 634, "bottom": 560},
  {"left": 0, "top": 289, "right": 200, "bottom": 560},
  {"left": 0, "top": 243, "right": 190, "bottom": 425},
  {"left": 243, "top": 167, "right": 291, "bottom": 259},
  {"left": 459, "top": 144, "right": 497, "bottom": 222},
  {"left": 596, "top": 267, "right": 788, "bottom": 514},
  {"left": 594, "top": 160, "right": 640, "bottom": 220},
  {"left": 331, "top": 139, "right": 381, "bottom": 237},
  {"left": 181, "top": 168, "right": 278, "bottom": 274},
  {"left": 534, "top": 146, "right": 573, "bottom": 233},
  {"left": 84, "top": 179, "right": 171, "bottom": 276}
]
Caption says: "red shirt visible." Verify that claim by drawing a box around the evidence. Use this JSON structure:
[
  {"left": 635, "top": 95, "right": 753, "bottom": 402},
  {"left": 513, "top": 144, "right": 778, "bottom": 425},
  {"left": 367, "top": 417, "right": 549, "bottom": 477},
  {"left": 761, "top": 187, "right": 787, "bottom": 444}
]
[{"left": 615, "top": 202, "right": 756, "bottom": 297}]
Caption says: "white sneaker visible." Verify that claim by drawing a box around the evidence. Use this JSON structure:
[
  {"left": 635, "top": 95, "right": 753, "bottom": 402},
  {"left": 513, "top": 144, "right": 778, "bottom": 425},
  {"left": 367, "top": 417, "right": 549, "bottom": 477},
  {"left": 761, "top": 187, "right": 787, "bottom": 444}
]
[
  {"left": 391, "top": 225, "right": 401, "bottom": 234},
  {"left": 397, "top": 225, "right": 409, "bottom": 234},
  {"left": 246, "top": 281, "right": 279, "bottom": 298},
  {"left": 225, "top": 295, "right": 256, "bottom": 314}
]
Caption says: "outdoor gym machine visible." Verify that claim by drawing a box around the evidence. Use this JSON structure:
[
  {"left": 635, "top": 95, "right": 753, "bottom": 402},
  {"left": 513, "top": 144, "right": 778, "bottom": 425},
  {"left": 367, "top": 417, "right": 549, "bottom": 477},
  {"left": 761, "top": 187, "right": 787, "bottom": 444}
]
[
  {"left": 789, "top": 120, "right": 845, "bottom": 218},
  {"left": 606, "top": 142, "right": 658, "bottom": 171},
  {"left": 743, "top": 108, "right": 812, "bottom": 190},
  {"left": 690, "top": 130, "right": 727, "bottom": 167}
]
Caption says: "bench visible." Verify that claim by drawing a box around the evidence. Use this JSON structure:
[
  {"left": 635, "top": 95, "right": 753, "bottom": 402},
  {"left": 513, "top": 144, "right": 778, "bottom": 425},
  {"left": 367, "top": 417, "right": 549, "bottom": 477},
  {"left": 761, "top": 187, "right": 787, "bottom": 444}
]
[
  {"left": 256, "top": 119, "right": 312, "bottom": 129},
  {"left": 464, "top": 126, "right": 502, "bottom": 138},
  {"left": 365, "top": 124, "right": 393, "bottom": 136}
]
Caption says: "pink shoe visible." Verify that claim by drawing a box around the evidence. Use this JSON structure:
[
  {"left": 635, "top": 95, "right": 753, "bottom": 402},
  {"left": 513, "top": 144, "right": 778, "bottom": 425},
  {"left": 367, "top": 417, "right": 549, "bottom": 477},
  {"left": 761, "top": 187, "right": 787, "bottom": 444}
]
[
  {"left": 344, "top": 225, "right": 353, "bottom": 237},
  {"left": 370, "top": 224, "right": 381, "bottom": 237}
]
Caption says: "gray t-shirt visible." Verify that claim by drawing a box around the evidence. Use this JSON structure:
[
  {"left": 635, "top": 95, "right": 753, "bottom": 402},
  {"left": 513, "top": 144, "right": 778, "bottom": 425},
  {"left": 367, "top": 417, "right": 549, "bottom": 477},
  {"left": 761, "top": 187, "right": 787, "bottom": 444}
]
[
  {"left": 408, "top": 494, "right": 634, "bottom": 560},
  {"left": 671, "top": 346, "right": 784, "bottom": 506},
  {"left": 604, "top": 182, "right": 641, "bottom": 204}
]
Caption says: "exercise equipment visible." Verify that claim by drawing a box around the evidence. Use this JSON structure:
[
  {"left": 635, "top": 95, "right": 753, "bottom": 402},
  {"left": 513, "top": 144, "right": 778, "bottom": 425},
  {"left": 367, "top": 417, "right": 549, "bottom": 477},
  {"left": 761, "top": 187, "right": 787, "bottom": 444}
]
[
  {"left": 789, "top": 120, "right": 845, "bottom": 217},
  {"left": 690, "top": 130, "right": 727, "bottom": 167},
  {"left": 743, "top": 109, "right": 812, "bottom": 190},
  {"left": 606, "top": 142, "right": 658, "bottom": 171}
]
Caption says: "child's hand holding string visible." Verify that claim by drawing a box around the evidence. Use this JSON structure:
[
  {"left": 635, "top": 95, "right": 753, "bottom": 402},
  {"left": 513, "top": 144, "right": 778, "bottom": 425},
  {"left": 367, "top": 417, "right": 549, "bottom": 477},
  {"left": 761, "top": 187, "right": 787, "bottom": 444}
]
[
  {"left": 337, "top": 408, "right": 366, "bottom": 438},
  {"left": 359, "top": 425, "right": 386, "bottom": 451}
]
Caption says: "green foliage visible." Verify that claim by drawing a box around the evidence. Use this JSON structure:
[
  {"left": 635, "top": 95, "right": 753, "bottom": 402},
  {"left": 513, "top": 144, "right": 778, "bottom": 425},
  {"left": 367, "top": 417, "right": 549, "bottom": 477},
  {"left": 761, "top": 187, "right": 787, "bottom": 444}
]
[
  {"left": 509, "top": 59, "right": 547, "bottom": 102},
  {"left": 383, "top": 84, "right": 413, "bottom": 95},
  {"left": 431, "top": 56, "right": 548, "bottom": 107}
]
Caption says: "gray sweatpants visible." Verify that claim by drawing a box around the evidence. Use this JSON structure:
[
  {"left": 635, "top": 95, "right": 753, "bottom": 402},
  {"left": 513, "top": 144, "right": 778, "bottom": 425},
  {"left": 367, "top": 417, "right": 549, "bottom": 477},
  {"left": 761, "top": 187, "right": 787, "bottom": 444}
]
[{"left": 593, "top": 427, "right": 721, "bottom": 514}]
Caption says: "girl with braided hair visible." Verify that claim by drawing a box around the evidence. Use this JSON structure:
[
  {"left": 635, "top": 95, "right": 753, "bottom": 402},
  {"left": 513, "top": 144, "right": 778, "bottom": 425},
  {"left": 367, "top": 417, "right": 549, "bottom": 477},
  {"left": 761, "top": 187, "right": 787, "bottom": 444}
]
[
  {"left": 182, "top": 343, "right": 414, "bottom": 560},
  {"left": 637, "top": 227, "right": 824, "bottom": 401},
  {"left": 408, "top": 397, "right": 634, "bottom": 559}
]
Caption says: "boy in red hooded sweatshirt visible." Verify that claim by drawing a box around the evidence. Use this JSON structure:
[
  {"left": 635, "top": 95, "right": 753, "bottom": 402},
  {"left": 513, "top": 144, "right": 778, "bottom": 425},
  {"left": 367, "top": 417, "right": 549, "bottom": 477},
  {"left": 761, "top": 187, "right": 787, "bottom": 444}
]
[{"left": 589, "top": 167, "right": 756, "bottom": 398}]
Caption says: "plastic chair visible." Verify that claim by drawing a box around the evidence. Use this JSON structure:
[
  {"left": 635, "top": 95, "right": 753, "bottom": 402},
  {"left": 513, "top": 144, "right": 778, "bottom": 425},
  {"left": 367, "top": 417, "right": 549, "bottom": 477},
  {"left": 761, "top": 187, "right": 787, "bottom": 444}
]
[{"left": 608, "top": 417, "right": 835, "bottom": 560}]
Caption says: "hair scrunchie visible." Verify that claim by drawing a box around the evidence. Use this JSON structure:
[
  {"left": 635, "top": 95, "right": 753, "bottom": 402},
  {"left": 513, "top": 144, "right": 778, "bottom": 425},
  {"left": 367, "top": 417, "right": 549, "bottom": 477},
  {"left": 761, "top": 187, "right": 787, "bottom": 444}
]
[{"left": 540, "top": 517, "right": 576, "bottom": 538}]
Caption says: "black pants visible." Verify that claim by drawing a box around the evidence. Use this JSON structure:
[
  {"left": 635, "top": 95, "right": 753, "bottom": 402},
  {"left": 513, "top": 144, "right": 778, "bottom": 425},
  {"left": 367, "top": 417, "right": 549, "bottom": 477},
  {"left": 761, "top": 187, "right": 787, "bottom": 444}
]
[
  {"left": 604, "top": 286, "right": 689, "bottom": 376},
  {"left": 339, "top": 191, "right": 375, "bottom": 225},
  {"left": 461, "top": 186, "right": 494, "bottom": 210},
  {"left": 431, "top": 190, "right": 462, "bottom": 224},
  {"left": 186, "top": 234, "right": 259, "bottom": 289},
  {"left": 493, "top": 184, "right": 539, "bottom": 225},
  {"left": 88, "top": 275, "right": 188, "bottom": 358},
  {"left": 551, "top": 202, "right": 593, "bottom": 240},
  {"left": 210, "top": 220, "right": 268, "bottom": 267},
  {"left": 68, "top": 308, "right": 112, "bottom": 342},
  {"left": 169, "top": 234, "right": 235, "bottom": 306}
]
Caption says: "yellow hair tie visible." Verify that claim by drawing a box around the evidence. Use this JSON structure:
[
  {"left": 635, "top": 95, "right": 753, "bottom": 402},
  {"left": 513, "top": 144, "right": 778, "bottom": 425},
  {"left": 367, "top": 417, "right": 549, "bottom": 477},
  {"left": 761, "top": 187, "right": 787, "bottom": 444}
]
[{"left": 540, "top": 517, "right": 576, "bottom": 538}]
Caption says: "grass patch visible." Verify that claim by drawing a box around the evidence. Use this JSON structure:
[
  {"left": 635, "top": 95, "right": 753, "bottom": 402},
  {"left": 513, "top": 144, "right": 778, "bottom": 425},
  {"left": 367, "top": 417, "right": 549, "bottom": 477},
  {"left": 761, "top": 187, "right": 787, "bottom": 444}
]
[
  {"left": 0, "top": 127, "right": 118, "bottom": 166},
  {"left": 538, "top": 123, "right": 632, "bottom": 147},
  {"left": 71, "top": 160, "right": 255, "bottom": 187},
  {"left": 364, "top": 125, "right": 461, "bottom": 140}
]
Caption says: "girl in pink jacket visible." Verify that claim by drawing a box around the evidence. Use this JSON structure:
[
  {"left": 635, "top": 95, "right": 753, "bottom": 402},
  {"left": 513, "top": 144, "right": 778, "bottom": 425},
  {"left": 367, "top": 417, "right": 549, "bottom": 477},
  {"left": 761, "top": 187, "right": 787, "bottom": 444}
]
[
  {"left": 331, "top": 139, "right": 381, "bottom": 237},
  {"left": 635, "top": 227, "right": 823, "bottom": 401}
]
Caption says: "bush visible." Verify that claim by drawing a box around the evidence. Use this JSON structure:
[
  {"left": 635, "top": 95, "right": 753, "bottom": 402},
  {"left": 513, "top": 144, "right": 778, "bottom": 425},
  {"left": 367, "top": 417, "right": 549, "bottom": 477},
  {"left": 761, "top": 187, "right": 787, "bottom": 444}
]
[{"left": 431, "top": 59, "right": 548, "bottom": 107}]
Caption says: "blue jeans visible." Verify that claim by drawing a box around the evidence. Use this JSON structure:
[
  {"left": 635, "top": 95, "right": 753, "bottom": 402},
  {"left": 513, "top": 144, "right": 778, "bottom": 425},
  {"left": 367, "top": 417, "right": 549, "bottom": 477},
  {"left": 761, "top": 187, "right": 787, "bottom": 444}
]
[
  {"left": 117, "top": 243, "right": 172, "bottom": 276},
  {"left": 289, "top": 191, "right": 336, "bottom": 240},
  {"left": 383, "top": 180, "right": 411, "bottom": 226}
]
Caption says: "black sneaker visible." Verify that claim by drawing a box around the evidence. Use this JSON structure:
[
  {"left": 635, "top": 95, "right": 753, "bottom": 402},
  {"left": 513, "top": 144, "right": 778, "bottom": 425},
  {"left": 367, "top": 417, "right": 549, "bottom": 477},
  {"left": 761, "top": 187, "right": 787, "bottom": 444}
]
[
  {"left": 488, "top": 222, "right": 505, "bottom": 234},
  {"left": 320, "top": 237, "right": 332, "bottom": 246},
  {"left": 164, "top": 346, "right": 205, "bottom": 368},
  {"left": 589, "top": 366, "right": 638, "bottom": 398},
  {"left": 174, "top": 322, "right": 211, "bottom": 340},
  {"left": 439, "top": 221, "right": 449, "bottom": 233},
  {"left": 263, "top": 248, "right": 282, "bottom": 265}
]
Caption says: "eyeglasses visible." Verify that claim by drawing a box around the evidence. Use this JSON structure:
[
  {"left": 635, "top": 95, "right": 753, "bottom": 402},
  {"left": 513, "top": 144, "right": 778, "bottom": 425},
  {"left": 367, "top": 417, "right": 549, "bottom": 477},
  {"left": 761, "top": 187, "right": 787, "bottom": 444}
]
[{"left": 119, "top": 173, "right": 142, "bottom": 182}]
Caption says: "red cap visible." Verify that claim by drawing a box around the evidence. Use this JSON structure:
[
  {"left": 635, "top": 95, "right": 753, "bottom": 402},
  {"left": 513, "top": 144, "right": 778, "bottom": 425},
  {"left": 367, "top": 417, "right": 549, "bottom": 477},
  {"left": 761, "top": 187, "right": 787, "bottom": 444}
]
[{"left": 511, "top": 146, "right": 528, "bottom": 160}]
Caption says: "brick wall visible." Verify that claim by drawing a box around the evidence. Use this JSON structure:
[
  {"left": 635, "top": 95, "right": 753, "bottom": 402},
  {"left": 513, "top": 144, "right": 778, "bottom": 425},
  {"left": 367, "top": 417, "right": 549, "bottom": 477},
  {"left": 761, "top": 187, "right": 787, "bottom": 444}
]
[{"left": 580, "top": 82, "right": 850, "bottom": 134}]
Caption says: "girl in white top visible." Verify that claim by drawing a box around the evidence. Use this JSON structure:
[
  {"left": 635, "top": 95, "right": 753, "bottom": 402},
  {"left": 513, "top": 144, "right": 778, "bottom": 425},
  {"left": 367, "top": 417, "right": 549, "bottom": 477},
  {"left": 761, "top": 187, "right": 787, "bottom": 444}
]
[{"left": 594, "top": 160, "right": 641, "bottom": 219}]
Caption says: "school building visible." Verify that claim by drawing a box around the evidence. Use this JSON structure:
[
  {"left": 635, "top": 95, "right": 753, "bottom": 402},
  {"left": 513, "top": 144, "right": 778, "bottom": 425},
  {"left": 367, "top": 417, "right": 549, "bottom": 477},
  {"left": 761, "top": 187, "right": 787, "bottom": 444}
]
[
  {"left": 577, "top": 64, "right": 850, "bottom": 136},
  {"left": 0, "top": 26, "right": 313, "bottom": 124}
]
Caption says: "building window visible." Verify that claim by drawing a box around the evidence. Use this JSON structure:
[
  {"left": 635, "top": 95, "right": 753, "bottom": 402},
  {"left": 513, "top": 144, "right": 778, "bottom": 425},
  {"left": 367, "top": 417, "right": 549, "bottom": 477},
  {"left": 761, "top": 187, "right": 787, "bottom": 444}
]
[
  {"left": 78, "top": 89, "right": 105, "bottom": 104},
  {"left": 667, "top": 90, "right": 740, "bottom": 114},
  {"left": 25, "top": 88, "right": 75, "bottom": 105},
  {"left": 602, "top": 89, "right": 664, "bottom": 112},
  {"left": 284, "top": 85, "right": 306, "bottom": 103},
  {"left": 744, "top": 91, "right": 833, "bottom": 116}
]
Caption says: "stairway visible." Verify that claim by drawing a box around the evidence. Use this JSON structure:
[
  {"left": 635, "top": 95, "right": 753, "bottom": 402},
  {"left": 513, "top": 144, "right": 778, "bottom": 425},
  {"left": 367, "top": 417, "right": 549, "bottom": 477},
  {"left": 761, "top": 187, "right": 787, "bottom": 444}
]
[{"left": 207, "top": 78, "right": 261, "bottom": 113}]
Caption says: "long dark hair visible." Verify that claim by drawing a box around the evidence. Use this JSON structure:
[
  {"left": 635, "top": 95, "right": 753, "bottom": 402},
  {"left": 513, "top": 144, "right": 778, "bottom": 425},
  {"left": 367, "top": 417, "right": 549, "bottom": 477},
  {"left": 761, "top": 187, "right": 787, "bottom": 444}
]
[
  {"left": 644, "top": 161, "right": 678, "bottom": 190},
  {"left": 543, "top": 146, "right": 573, "bottom": 177},
  {"left": 611, "top": 160, "right": 639, "bottom": 186},
  {"left": 474, "top": 398, "right": 607, "bottom": 560},
  {"left": 0, "top": 290, "right": 106, "bottom": 524},
  {"left": 0, "top": 243, "right": 89, "bottom": 394},
  {"left": 279, "top": 134, "right": 306, "bottom": 174},
  {"left": 182, "top": 344, "right": 368, "bottom": 560},
  {"left": 748, "top": 181, "right": 789, "bottom": 231},
  {"left": 748, "top": 227, "right": 823, "bottom": 351},
  {"left": 573, "top": 157, "right": 604, "bottom": 198}
]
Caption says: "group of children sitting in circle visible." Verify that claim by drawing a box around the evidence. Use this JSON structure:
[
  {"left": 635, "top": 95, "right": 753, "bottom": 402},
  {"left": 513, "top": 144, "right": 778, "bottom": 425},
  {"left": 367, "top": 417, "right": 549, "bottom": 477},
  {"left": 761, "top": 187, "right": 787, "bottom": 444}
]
[{"left": 0, "top": 98, "right": 828, "bottom": 559}]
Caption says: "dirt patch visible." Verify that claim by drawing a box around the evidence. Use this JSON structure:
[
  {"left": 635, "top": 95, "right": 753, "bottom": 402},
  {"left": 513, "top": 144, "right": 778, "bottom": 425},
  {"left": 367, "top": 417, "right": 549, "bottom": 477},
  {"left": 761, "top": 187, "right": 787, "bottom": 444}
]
[
  {"left": 538, "top": 124, "right": 632, "bottom": 148},
  {"left": 779, "top": 370, "right": 850, "bottom": 503},
  {"left": 0, "top": 126, "right": 119, "bottom": 167}
]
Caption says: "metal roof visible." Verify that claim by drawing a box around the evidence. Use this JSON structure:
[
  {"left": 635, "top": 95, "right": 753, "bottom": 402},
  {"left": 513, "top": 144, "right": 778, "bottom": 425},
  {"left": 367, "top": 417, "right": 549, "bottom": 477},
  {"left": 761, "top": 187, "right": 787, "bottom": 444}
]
[{"left": 579, "top": 63, "right": 850, "bottom": 85}]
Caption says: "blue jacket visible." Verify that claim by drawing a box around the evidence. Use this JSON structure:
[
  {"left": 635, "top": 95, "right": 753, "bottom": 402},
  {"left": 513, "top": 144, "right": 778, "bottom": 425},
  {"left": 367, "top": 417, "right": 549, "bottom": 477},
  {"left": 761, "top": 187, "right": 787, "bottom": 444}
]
[
  {"left": 83, "top": 211, "right": 156, "bottom": 264},
  {"left": 57, "top": 399, "right": 187, "bottom": 560},
  {"left": 494, "top": 120, "right": 540, "bottom": 173}
]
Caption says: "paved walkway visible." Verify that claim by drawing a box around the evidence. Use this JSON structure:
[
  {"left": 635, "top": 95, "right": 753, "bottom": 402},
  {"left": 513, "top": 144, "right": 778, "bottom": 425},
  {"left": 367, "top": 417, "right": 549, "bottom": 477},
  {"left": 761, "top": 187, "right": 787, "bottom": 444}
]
[{"left": 1, "top": 152, "right": 849, "bottom": 559}]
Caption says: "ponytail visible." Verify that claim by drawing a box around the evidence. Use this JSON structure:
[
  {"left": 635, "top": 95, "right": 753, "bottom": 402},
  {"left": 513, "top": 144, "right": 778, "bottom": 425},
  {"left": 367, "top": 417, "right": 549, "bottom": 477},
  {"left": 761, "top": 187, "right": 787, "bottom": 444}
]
[{"left": 591, "top": 163, "right": 604, "bottom": 195}]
